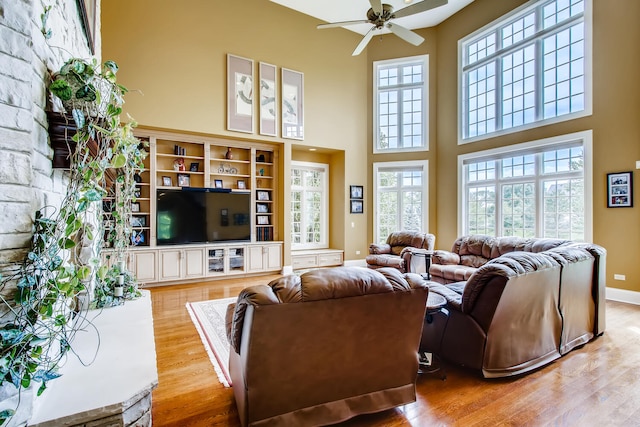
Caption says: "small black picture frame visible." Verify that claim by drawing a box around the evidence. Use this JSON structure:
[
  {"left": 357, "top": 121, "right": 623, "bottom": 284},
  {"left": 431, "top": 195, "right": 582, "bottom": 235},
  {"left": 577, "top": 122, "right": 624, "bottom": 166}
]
[
  {"left": 190, "top": 162, "right": 199, "bottom": 172},
  {"left": 350, "top": 199, "right": 363, "bottom": 214},
  {"left": 214, "top": 179, "right": 224, "bottom": 188},
  {"left": 350, "top": 185, "right": 363, "bottom": 200},
  {"left": 162, "top": 176, "right": 172, "bottom": 187},
  {"left": 607, "top": 171, "right": 633, "bottom": 208},
  {"left": 178, "top": 173, "right": 190, "bottom": 187},
  {"left": 131, "top": 216, "right": 146, "bottom": 227}
]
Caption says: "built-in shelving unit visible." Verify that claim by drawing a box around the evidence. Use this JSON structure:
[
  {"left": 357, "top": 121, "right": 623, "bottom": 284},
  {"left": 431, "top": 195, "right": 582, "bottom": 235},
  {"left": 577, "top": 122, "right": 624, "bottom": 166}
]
[{"left": 103, "top": 129, "right": 283, "bottom": 285}]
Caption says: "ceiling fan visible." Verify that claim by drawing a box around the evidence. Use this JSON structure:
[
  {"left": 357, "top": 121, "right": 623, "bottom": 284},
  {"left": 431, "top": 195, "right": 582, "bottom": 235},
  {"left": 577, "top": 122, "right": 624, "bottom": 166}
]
[{"left": 317, "top": 0, "right": 448, "bottom": 56}]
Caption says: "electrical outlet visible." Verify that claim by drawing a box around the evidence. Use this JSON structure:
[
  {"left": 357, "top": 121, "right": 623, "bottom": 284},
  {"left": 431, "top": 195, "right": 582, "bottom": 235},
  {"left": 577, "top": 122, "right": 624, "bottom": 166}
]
[
  {"left": 636, "top": 160, "right": 640, "bottom": 169},
  {"left": 351, "top": 222, "right": 355, "bottom": 228},
  {"left": 356, "top": 250, "right": 360, "bottom": 255},
  {"left": 614, "top": 274, "right": 626, "bottom": 281}
]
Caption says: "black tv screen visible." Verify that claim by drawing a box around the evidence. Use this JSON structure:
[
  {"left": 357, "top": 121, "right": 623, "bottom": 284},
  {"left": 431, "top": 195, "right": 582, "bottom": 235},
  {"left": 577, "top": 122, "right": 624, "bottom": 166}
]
[{"left": 156, "top": 189, "right": 251, "bottom": 245}]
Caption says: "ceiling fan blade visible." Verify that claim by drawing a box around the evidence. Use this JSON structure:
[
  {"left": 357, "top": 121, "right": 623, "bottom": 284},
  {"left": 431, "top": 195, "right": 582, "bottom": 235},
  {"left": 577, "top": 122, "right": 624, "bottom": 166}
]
[
  {"left": 352, "top": 27, "right": 376, "bottom": 56},
  {"left": 318, "top": 19, "right": 370, "bottom": 29},
  {"left": 387, "top": 23, "right": 425, "bottom": 46},
  {"left": 393, "top": 0, "right": 448, "bottom": 19},
  {"left": 369, "top": 0, "right": 383, "bottom": 15}
]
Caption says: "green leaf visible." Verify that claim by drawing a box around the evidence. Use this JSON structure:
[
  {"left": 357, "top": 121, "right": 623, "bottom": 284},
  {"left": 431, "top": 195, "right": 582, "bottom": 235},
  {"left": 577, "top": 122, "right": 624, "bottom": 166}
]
[
  {"left": 77, "top": 266, "right": 91, "bottom": 280},
  {"left": 111, "top": 153, "right": 126, "bottom": 169},
  {"left": 84, "top": 189, "right": 102, "bottom": 202}
]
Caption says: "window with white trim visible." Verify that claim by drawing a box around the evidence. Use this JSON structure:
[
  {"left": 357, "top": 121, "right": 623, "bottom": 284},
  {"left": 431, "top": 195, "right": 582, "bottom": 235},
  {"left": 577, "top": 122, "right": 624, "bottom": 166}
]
[
  {"left": 290, "top": 161, "right": 328, "bottom": 249},
  {"left": 374, "top": 55, "right": 429, "bottom": 153},
  {"left": 459, "top": 0, "right": 591, "bottom": 143},
  {"left": 373, "top": 161, "right": 429, "bottom": 244},
  {"left": 460, "top": 131, "right": 592, "bottom": 240}
]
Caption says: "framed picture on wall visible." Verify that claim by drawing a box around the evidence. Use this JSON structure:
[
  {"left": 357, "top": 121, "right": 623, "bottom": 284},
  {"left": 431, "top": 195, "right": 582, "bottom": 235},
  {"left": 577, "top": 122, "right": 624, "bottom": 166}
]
[
  {"left": 607, "top": 171, "right": 633, "bottom": 208},
  {"left": 259, "top": 62, "right": 277, "bottom": 137},
  {"left": 350, "top": 185, "right": 363, "bottom": 200},
  {"left": 281, "top": 68, "right": 304, "bottom": 140},
  {"left": 350, "top": 199, "right": 363, "bottom": 214},
  {"left": 227, "top": 54, "right": 254, "bottom": 133}
]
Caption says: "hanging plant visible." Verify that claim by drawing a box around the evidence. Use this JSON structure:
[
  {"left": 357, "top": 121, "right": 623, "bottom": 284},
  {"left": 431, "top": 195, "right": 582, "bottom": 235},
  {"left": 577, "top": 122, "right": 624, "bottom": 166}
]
[{"left": 0, "top": 57, "right": 145, "bottom": 424}]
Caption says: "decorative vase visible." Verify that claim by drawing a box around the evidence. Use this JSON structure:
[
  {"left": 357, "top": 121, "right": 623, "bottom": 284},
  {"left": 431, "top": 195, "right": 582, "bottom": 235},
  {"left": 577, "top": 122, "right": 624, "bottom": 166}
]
[{"left": 225, "top": 147, "right": 233, "bottom": 160}]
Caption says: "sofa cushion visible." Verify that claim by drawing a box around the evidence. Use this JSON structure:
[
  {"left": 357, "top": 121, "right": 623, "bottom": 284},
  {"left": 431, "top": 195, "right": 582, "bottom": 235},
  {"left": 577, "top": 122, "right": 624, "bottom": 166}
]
[
  {"left": 430, "top": 264, "right": 476, "bottom": 283},
  {"left": 365, "top": 254, "right": 405, "bottom": 270}
]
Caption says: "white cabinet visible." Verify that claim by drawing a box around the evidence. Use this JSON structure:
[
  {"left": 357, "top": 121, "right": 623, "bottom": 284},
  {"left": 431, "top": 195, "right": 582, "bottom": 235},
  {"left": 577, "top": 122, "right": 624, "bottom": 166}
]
[
  {"left": 291, "top": 249, "right": 344, "bottom": 271},
  {"left": 247, "top": 243, "right": 283, "bottom": 273},
  {"left": 129, "top": 250, "right": 158, "bottom": 283},
  {"left": 158, "top": 247, "right": 205, "bottom": 282}
]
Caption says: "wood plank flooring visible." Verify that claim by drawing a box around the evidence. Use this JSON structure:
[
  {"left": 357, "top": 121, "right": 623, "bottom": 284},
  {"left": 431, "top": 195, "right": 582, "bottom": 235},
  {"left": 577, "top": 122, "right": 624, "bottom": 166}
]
[{"left": 149, "top": 276, "right": 640, "bottom": 426}]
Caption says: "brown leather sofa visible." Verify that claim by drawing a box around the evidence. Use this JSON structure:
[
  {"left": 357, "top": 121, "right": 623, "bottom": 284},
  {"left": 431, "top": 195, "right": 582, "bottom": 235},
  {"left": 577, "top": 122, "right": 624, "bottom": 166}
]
[
  {"left": 421, "top": 243, "right": 606, "bottom": 378},
  {"left": 366, "top": 231, "right": 436, "bottom": 273},
  {"left": 225, "top": 266, "right": 428, "bottom": 427},
  {"left": 429, "top": 234, "right": 571, "bottom": 283}
]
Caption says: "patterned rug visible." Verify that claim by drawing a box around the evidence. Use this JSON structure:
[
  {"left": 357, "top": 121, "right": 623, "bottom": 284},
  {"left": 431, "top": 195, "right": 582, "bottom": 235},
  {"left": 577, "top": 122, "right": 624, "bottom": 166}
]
[{"left": 186, "top": 297, "right": 236, "bottom": 387}]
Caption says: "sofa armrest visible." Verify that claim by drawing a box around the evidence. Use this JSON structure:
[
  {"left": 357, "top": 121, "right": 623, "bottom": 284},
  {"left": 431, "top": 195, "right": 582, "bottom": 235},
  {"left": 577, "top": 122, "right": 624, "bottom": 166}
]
[
  {"left": 228, "top": 284, "right": 280, "bottom": 354},
  {"left": 369, "top": 243, "right": 392, "bottom": 254},
  {"left": 431, "top": 250, "right": 460, "bottom": 265}
]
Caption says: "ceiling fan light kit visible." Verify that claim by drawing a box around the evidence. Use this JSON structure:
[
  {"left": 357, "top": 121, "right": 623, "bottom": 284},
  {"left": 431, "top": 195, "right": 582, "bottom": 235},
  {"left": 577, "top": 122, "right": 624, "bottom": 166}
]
[{"left": 317, "top": 0, "right": 448, "bottom": 56}]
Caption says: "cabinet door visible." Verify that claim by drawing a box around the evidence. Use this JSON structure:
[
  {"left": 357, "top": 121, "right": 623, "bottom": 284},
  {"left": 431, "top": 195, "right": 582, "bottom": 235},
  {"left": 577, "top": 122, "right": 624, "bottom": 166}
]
[
  {"left": 130, "top": 250, "right": 157, "bottom": 283},
  {"left": 247, "top": 246, "right": 265, "bottom": 272},
  {"left": 159, "top": 249, "right": 182, "bottom": 281},
  {"left": 263, "top": 244, "right": 282, "bottom": 271},
  {"left": 184, "top": 248, "right": 205, "bottom": 278}
]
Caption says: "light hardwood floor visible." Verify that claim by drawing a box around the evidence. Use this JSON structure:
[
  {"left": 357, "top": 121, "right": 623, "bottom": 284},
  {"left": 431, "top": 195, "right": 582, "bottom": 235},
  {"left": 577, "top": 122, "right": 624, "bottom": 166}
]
[{"left": 149, "top": 275, "right": 640, "bottom": 426}]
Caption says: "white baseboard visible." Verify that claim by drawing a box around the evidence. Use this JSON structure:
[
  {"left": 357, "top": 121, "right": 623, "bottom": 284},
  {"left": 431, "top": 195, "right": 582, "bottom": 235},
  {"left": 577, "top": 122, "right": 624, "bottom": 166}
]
[
  {"left": 344, "top": 259, "right": 367, "bottom": 267},
  {"left": 606, "top": 287, "right": 640, "bottom": 305}
]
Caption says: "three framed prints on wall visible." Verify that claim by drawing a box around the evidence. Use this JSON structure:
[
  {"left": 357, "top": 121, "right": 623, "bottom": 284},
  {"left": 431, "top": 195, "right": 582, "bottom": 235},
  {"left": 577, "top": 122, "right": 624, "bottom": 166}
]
[{"left": 227, "top": 54, "right": 303, "bottom": 140}]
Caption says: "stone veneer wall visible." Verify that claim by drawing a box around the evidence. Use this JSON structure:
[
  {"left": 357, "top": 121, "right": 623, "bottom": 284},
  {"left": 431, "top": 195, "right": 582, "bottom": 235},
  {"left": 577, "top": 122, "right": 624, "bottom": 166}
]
[{"left": 0, "top": 0, "right": 99, "bottom": 267}]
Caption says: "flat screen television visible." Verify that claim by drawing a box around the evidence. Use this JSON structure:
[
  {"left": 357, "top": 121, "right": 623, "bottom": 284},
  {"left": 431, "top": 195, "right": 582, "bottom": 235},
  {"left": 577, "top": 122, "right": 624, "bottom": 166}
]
[{"left": 156, "top": 189, "right": 251, "bottom": 245}]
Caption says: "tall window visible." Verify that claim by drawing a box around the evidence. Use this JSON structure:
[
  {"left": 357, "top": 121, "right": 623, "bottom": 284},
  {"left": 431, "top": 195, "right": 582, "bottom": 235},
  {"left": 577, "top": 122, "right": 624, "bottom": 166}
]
[
  {"left": 290, "top": 162, "right": 328, "bottom": 249},
  {"left": 459, "top": 0, "right": 591, "bottom": 143},
  {"left": 373, "top": 161, "right": 428, "bottom": 244},
  {"left": 374, "top": 55, "right": 429, "bottom": 153},
  {"left": 460, "top": 131, "right": 592, "bottom": 241}
]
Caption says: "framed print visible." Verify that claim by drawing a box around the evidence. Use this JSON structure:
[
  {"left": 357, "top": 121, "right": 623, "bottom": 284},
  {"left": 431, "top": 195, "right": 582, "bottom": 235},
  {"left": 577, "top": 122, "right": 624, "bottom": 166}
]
[
  {"left": 214, "top": 179, "right": 224, "bottom": 188},
  {"left": 350, "top": 185, "right": 363, "bottom": 200},
  {"left": 227, "top": 54, "right": 254, "bottom": 133},
  {"left": 237, "top": 180, "right": 246, "bottom": 189},
  {"left": 177, "top": 173, "right": 190, "bottom": 187},
  {"left": 607, "top": 171, "right": 633, "bottom": 208},
  {"left": 259, "top": 62, "right": 277, "bottom": 136},
  {"left": 257, "top": 215, "right": 270, "bottom": 225},
  {"left": 257, "top": 190, "right": 270, "bottom": 201},
  {"left": 190, "top": 162, "right": 199, "bottom": 172},
  {"left": 77, "top": 0, "right": 96, "bottom": 54},
  {"left": 131, "top": 202, "right": 140, "bottom": 213},
  {"left": 256, "top": 203, "right": 269, "bottom": 213},
  {"left": 131, "top": 216, "right": 146, "bottom": 227},
  {"left": 281, "top": 68, "right": 304, "bottom": 140},
  {"left": 131, "top": 230, "right": 145, "bottom": 246},
  {"left": 162, "top": 176, "right": 172, "bottom": 187},
  {"left": 350, "top": 199, "right": 363, "bottom": 214}
]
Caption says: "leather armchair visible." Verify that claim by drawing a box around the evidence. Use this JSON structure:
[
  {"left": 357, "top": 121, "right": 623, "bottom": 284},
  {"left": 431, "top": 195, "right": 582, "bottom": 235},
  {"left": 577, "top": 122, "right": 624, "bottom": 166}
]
[
  {"left": 225, "top": 267, "right": 428, "bottom": 427},
  {"left": 366, "top": 231, "right": 435, "bottom": 273}
]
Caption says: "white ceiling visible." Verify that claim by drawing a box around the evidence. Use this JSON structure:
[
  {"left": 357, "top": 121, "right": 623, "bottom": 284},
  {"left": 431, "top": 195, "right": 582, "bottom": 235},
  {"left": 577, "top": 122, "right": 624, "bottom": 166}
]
[{"left": 270, "top": 0, "right": 475, "bottom": 36}]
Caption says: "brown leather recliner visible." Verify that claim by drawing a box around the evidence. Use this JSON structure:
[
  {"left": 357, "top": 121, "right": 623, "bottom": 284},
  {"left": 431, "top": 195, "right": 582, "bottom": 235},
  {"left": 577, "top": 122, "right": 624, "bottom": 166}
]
[
  {"left": 225, "top": 267, "right": 428, "bottom": 427},
  {"left": 366, "top": 231, "right": 436, "bottom": 273}
]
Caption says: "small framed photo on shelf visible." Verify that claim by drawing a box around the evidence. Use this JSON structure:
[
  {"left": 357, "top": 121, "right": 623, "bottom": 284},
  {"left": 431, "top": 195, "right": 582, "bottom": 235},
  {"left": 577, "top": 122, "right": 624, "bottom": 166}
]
[
  {"left": 350, "top": 185, "right": 363, "bottom": 200},
  {"left": 257, "top": 190, "right": 270, "bottom": 201},
  {"left": 256, "top": 203, "right": 269, "bottom": 213},
  {"left": 162, "top": 176, "right": 172, "bottom": 187},
  {"left": 190, "top": 162, "right": 199, "bottom": 172},
  {"left": 131, "top": 230, "right": 145, "bottom": 246},
  {"left": 237, "top": 180, "right": 246, "bottom": 189},
  {"left": 178, "top": 173, "right": 190, "bottom": 187},
  {"left": 134, "top": 187, "right": 142, "bottom": 198},
  {"left": 350, "top": 199, "right": 363, "bottom": 214},
  {"left": 607, "top": 171, "right": 633, "bottom": 208},
  {"left": 131, "top": 202, "right": 140, "bottom": 213},
  {"left": 131, "top": 216, "right": 146, "bottom": 227},
  {"left": 257, "top": 215, "right": 270, "bottom": 225},
  {"left": 214, "top": 179, "right": 224, "bottom": 188}
]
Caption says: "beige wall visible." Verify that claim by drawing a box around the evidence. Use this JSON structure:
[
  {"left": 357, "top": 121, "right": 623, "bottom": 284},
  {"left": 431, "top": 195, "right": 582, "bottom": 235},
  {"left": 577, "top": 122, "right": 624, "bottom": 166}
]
[
  {"left": 101, "top": 0, "right": 370, "bottom": 262},
  {"left": 103, "top": 0, "right": 640, "bottom": 292},
  {"left": 432, "top": 0, "right": 640, "bottom": 292}
]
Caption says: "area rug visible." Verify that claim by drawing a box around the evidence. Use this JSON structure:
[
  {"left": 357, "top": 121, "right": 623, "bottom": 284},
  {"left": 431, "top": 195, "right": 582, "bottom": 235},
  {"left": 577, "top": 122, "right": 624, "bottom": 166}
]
[{"left": 186, "top": 297, "right": 236, "bottom": 387}]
